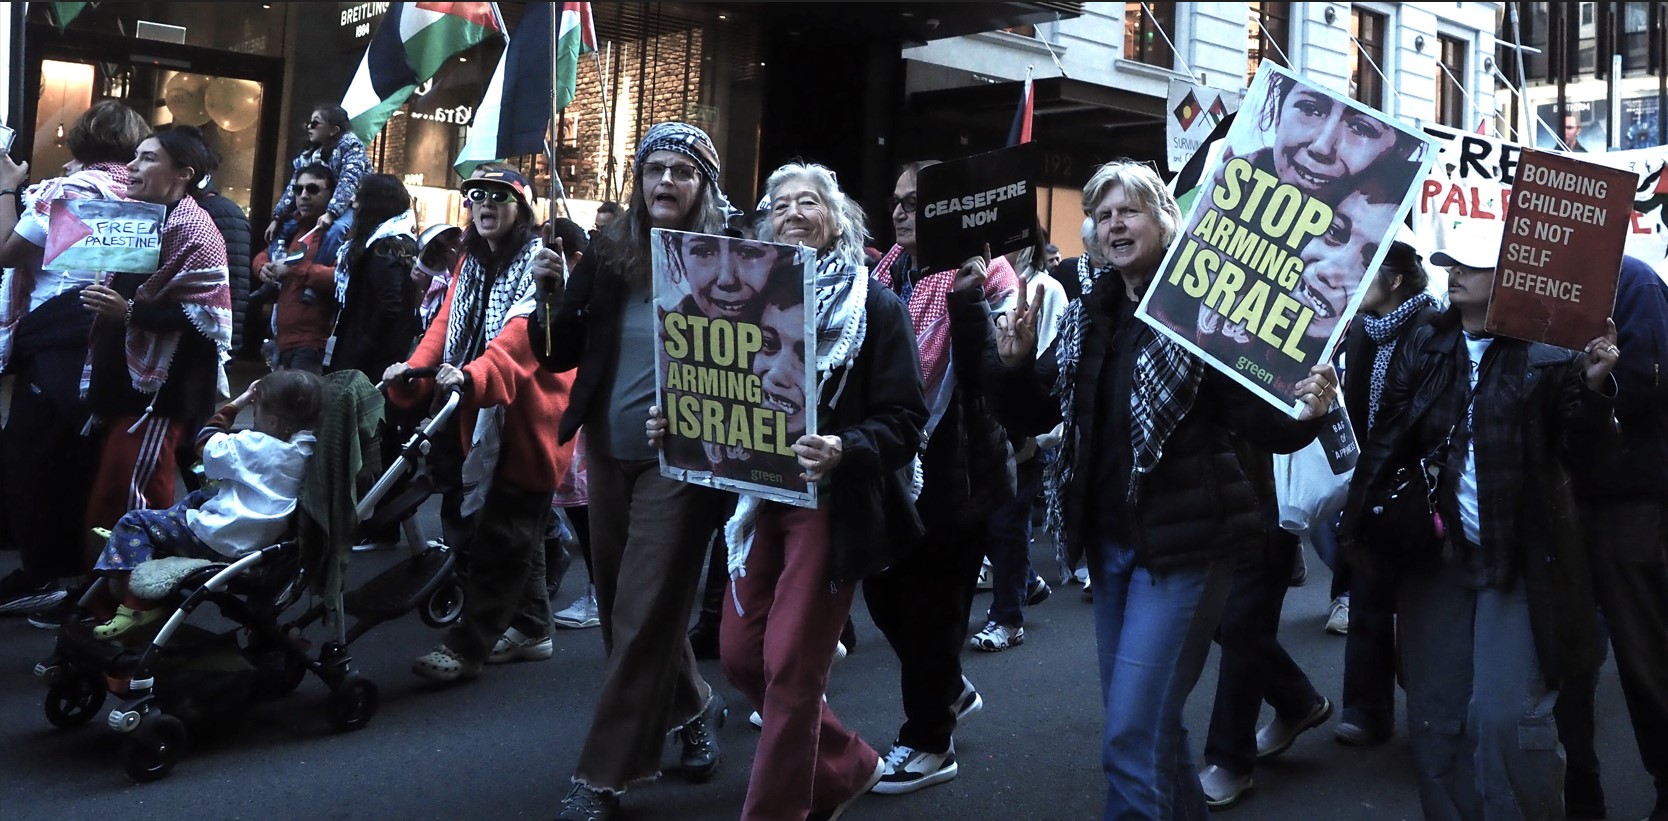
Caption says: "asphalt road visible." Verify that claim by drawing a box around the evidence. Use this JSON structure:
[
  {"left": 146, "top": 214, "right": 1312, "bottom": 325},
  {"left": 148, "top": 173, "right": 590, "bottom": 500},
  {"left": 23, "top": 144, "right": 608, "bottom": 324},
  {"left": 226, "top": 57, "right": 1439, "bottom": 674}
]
[{"left": 0, "top": 519, "right": 1654, "bottom": 820}]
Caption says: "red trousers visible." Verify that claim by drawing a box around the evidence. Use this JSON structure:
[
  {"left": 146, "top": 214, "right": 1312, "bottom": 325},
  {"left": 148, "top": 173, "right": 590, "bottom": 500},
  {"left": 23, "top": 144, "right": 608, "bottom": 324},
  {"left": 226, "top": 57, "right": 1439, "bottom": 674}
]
[
  {"left": 83, "top": 415, "right": 185, "bottom": 546},
  {"left": 721, "top": 503, "right": 878, "bottom": 820}
]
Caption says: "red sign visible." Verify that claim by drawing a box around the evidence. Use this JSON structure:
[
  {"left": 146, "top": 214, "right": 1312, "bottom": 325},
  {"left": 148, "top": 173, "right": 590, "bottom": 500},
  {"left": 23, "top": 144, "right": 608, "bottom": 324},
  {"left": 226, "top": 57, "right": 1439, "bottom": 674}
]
[{"left": 1486, "top": 149, "right": 1633, "bottom": 350}]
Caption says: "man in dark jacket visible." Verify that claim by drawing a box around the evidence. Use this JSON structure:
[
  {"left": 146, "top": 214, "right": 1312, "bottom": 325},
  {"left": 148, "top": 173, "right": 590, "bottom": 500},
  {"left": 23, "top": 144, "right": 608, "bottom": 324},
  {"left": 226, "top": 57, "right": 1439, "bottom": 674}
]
[
  {"left": 863, "top": 161, "right": 1018, "bottom": 796},
  {"left": 1344, "top": 226, "right": 1617, "bottom": 819},
  {"left": 197, "top": 178, "right": 253, "bottom": 356},
  {"left": 1556, "top": 254, "right": 1668, "bottom": 821}
]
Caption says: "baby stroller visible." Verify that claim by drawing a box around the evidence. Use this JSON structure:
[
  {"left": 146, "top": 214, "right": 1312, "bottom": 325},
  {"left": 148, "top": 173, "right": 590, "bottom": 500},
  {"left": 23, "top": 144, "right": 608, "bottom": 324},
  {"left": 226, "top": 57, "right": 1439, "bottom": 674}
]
[{"left": 32, "top": 370, "right": 466, "bottom": 782}]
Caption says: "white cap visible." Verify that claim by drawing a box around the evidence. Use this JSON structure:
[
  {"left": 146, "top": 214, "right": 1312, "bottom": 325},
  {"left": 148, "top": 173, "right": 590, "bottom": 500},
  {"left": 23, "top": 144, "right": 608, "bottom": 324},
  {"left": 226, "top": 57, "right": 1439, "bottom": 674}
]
[{"left": 1429, "top": 220, "right": 1505, "bottom": 269}]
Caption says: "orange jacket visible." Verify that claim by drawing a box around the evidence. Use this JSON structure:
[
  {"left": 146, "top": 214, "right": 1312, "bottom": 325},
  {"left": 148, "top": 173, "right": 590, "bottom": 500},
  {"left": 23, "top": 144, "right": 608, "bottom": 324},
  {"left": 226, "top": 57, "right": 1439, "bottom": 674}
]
[
  {"left": 387, "top": 281, "right": 576, "bottom": 494},
  {"left": 252, "top": 218, "right": 338, "bottom": 353}
]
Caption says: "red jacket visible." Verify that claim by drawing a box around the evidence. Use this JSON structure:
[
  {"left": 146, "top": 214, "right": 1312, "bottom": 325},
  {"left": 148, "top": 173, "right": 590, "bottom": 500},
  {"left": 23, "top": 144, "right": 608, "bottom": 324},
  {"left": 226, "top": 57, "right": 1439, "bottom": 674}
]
[
  {"left": 252, "top": 216, "right": 338, "bottom": 353},
  {"left": 387, "top": 281, "right": 576, "bottom": 494}
]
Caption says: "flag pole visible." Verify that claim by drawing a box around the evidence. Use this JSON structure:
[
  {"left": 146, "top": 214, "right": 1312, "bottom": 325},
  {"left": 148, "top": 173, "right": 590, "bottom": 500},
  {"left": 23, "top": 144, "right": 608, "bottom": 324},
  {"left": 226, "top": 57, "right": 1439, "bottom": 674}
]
[
  {"left": 548, "top": 1, "right": 563, "bottom": 220},
  {"left": 593, "top": 47, "right": 615, "bottom": 202}
]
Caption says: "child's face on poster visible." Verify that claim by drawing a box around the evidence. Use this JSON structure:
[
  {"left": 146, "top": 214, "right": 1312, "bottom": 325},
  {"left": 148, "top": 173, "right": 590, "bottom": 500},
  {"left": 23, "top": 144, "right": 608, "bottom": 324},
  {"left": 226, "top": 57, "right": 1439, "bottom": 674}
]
[
  {"left": 754, "top": 301, "right": 807, "bottom": 438},
  {"left": 1275, "top": 88, "right": 1400, "bottom": 199},
  {"left": 1295, "top": 190, "right": 1397, "bottom": 339},
  {"left": 682, "top": 236, "right": 776, "bottom": 321}
]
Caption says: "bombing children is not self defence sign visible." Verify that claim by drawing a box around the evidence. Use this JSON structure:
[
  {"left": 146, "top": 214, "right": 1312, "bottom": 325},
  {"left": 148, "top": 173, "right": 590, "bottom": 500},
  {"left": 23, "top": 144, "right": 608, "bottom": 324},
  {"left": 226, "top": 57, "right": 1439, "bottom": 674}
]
[{"left": 1486, "top": 149, "right": 1631, "bottom": 350}]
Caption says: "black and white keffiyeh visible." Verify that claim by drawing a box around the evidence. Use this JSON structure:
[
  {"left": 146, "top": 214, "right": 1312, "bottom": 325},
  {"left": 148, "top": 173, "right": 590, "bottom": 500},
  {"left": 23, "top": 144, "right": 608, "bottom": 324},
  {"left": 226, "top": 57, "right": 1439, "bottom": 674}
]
[
  {"left": 724, "top": 250, "right": 877, "bottom": 611},
  {"left": 1362, "top": 292, "right": 1435, "bottom": 428},
  {"left": 1041, "top": 257, "right": 1202, "bottom": 542},
  {"left": 442, "top": 235, "right": 543, "bottom": 366}
]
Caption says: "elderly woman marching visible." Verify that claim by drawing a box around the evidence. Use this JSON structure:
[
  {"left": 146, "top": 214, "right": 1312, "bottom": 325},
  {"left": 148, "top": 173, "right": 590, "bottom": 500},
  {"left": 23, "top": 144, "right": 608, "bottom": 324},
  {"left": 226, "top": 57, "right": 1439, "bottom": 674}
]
[
  {"left": 979, "top": 160, "right": 1336, "bottom": 819},
  {"left": 661, "top": 163, "right": 928, "bottom": 820},
  {"left": 528, "top": 123, "right": 736, "bottom": 821}
]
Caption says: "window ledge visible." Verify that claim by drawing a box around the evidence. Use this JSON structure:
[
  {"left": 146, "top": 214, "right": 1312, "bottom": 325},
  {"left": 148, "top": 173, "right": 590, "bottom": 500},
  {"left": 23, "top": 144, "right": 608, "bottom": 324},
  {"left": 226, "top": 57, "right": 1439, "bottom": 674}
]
[
  {"left": 969, "top": 29, "right": 1069, "bottom": 60},
  {"left": 1115, "top": 58, "right": 1196, "bottom": 84}
]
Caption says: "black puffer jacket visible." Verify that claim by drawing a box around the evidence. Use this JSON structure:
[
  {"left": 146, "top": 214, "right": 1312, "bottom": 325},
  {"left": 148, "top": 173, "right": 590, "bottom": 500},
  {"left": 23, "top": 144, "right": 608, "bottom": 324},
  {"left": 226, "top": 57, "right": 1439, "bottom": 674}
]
[
  {"left": 329, "top": 235, "right": 420, "bottom": 379},
  {"left": 983, "top": 281, "right": 1318, "bottom": 570},
  {"left": 1343, "top": 313, "right": 1614, "bottom": 685},
  {"left": 198, "top": 191, "right": 252, "bottom": 352}
]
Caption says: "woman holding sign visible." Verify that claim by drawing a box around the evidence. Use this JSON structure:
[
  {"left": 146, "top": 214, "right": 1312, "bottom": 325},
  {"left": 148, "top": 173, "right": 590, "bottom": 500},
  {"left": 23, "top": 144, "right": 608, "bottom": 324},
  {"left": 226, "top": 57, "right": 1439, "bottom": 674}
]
[
  {"left": 72, "top": 125, "right": 233, "bottom": 628},
  {"left": 981, "top": 160, "right": 1335, "bottom": 819},
  {"left": 688, "top": 162, "right": 925, "bottom": 821},
  {"left": 1342, "top": 224, "right": 1619, "bottom": 819},
  {"left": 0, "top": 99, "right": 148, "bottom": 617},
  {"left": 527, "top": 123, "right": 736, "bottom": 821}
]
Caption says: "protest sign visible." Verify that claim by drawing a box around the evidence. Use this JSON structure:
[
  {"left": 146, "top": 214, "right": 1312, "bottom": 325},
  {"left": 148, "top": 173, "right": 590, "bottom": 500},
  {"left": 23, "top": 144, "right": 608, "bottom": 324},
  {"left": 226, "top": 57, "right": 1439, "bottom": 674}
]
[
  {"left": 914, "top": 142, "right": 1040, "bottom": 272},
  {"left": 1484, "top": 150, "right": 1630, "bottom": 349},
  {"left": 1138, "top": 63, "right": 1437, "bottom": 417},
  {"left": 43, "top": 199, "right": 165, "bottom": 274},
  {"left": 1167, "top": 79, "right": 1241, "bottom": 173},
  {"left": 1415, "top": 124, "right": 1668, "bottom": 288},
  {"left": 651, "top": 228, "right": 818, "bottom": 507}
]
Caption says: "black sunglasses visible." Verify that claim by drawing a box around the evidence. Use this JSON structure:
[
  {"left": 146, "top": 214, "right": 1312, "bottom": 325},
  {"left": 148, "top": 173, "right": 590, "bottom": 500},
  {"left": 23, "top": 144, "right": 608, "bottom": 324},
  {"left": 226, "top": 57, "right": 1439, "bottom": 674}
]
[
  {"left": 465, "top": 188, "right": 514, "bottom": 204},
  {"left": 305, "top": 119, "right": 326, "bottom": 128},
  {"left": 292, "top": 182, "right": 324, "bottom": 196}
]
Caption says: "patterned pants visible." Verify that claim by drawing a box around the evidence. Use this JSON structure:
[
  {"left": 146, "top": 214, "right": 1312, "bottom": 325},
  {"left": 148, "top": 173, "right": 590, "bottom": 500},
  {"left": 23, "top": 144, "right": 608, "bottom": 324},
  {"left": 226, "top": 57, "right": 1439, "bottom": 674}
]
[{"left": 93, "top": 489, "right": 217, "bottom": 573}]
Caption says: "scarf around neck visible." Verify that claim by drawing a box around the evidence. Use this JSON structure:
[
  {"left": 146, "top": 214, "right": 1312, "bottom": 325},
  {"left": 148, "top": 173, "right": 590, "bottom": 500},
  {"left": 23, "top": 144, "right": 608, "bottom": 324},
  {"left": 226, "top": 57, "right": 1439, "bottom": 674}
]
[
  {"left": 333, "top": 210, "right": 417, "bottom": 304},
  {"left": 1041, "top": 256, "right": 1202, "bottom": 542},
  {"left": 441, "top": 235, "right": 543, "bottom": 366},
  {"left": 872, "top": 243, "right": 1018, "bottom": 402},
  {"left": 1362, "top": 291, "right": 1435, "bottom": 428},
  {"left": 724, "top": 250, "right": 877, "bottom": 612}
]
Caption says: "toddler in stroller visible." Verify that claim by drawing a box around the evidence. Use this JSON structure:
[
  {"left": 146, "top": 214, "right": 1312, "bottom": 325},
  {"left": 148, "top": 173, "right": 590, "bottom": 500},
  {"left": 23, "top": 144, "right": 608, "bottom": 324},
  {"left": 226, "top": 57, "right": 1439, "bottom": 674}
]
[{"left": 90, "top": 370, "right": 323, "bottom": 641}]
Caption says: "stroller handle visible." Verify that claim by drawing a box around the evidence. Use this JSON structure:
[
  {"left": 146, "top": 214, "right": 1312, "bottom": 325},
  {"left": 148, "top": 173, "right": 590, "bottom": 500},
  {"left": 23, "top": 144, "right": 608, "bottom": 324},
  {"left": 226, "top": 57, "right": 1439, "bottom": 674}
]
[{"left": 356, "top": 387, "right": 462, "bottom": 521}]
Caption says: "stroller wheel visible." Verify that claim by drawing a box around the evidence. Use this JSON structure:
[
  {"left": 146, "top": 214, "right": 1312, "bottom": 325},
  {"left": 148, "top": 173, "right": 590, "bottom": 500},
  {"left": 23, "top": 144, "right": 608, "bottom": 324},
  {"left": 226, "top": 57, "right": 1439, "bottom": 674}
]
[
  {"left": 122, "top": 713, "right": 188, "bottom": 783},
  {"left": 327, "top": 675, "right": 379, "bottom": 732},
  {"left": 44, "top": 671, "right": 108, "bottom": 728},
  {"left": 419, "top": 579, "right": 466, "bottom": 629}
]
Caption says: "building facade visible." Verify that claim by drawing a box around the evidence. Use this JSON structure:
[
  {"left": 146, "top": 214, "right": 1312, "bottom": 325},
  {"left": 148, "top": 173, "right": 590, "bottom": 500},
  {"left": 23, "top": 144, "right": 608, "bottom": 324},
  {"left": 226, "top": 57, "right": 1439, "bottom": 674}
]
[{"left": 899, "top": 2, "right": 1502, "bottom": 257}]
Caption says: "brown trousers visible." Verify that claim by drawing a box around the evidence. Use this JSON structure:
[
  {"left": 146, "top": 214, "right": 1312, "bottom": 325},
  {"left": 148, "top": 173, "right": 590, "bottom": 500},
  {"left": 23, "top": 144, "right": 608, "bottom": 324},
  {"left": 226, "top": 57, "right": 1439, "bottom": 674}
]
[{"left": 573, "top": 453, "right": 721, "bottom": 791}]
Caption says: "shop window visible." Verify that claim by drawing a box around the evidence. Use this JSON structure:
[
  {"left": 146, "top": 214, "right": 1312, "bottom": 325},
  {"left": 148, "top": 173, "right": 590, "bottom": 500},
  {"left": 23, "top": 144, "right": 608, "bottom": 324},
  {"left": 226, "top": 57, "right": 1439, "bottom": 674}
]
[
  {"left": 1622, "top": 2, "right": 1650, "bottom": 75},
  {"left": 1437, "top": 35, "right": 1468, "bottom": 128},
  {"left": 1247, "top": 2, "right": 1291, "bottom": 85},
  {"left": 1124, "top": 2, "right": 1175, "bottom": 69},
  {"left": 1351, "top": 8, "right": 1387, "bottom": 109}
]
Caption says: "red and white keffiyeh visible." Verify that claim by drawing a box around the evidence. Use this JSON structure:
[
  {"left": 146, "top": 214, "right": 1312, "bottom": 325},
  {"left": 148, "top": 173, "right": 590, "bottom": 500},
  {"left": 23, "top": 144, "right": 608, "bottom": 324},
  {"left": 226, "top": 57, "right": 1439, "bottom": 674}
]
[{"left": 871, "top": 243, "right": 1018, "bottom": 396}]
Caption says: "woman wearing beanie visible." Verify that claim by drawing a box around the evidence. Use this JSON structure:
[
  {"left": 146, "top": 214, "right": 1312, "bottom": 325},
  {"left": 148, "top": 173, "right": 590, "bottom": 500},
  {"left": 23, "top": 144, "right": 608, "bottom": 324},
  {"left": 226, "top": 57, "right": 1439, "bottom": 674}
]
[{"left": 529, "top": 122, "right": 735, "bottom": 821}]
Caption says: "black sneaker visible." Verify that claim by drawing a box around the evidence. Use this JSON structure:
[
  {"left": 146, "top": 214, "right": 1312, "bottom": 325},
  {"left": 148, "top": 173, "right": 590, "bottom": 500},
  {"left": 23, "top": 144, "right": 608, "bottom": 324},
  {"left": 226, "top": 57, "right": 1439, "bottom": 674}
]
[
  {"left": 678, "top": 692, "right": 726, "bottom": 782},
  {"left": 0, "top": 569, "right": 66, "bottom": 616},
  {"left": 555, "top": 784, "right": 619, "bottom": 821}
]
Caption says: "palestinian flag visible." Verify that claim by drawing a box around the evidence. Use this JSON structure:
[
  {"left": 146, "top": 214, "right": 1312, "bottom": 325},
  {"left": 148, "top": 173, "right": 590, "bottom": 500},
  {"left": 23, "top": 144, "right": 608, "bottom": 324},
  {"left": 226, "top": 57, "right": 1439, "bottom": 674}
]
[
  {"left": 342, "top": 2, "right": 504, "bottom": 142},
  {"left": 455, "top": 2, "right": 596, "bottom": 176}
]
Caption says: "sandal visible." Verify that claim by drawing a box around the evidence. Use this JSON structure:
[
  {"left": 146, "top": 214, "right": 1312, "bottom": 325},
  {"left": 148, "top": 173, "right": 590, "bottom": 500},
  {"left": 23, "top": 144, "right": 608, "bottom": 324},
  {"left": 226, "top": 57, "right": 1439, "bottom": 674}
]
[{"left": 92, "top": 605, "right": 163, "bottom": 641}]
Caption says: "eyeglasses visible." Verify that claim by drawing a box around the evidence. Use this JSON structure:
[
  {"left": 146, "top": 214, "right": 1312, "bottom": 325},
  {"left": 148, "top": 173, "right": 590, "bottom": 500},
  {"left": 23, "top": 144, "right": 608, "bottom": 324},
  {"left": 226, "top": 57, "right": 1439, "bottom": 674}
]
[
  {"left": 641, "top": 162, "right": 700, "bottom": 183},
  {"left": 465, "top": 188, "right": 514, "bottom": 204},
  {"left": 888, "top": 195, "right": 917, "bottom": 215},
  {"left": 305, "top": 119, "right": 325, "bottom": 129},
  {"left": 292, "top": 182, "right": 325, "bottom": 196}
]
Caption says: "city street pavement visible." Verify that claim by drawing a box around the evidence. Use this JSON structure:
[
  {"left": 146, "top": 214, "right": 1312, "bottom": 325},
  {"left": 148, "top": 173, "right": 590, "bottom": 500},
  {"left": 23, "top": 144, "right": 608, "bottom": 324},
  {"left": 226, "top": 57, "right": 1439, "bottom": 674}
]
[{"left": 0, "top": 514, "right": 1654, "bottom": 820}]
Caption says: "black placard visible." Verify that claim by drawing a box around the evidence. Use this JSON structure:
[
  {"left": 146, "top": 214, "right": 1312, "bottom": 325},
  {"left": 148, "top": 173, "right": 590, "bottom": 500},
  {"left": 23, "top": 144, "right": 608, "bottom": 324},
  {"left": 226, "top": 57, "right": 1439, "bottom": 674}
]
[{"left": 914, "top": 143, "right": 1041, "bottom": 272}]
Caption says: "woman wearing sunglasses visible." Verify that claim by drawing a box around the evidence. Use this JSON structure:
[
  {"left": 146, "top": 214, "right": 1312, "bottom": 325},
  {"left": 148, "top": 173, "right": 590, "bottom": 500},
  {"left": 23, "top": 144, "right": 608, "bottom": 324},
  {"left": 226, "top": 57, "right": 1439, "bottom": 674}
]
[
  {"left": 264, "top": 103, "right": 367, "bottom": 248},
  {"left": 383, "top": 165, "right": 577, "bottom": 687}
]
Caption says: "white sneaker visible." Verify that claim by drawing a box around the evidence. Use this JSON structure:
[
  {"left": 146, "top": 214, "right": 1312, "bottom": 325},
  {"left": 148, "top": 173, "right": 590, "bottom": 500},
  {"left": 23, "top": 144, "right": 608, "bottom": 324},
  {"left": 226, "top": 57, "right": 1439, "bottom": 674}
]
[
  {"left": 1325, "top": 595, "right": 1350, "bottom": 636},
  {"left": 969, "top": 621, "right": 1024, "bottom": 652},
  {"left": 950, "top": 675, "right": 982, "bottom": 722},
  {"left": 487, "top": 626, "right": 554, "bottom": 663},
  {"left": 871, "top": 742, "right": 958, "bottom": 795},
  {"left": 552, "top": 586, "right": 599, "bottom": 629},
  {"left": 748, "top": 710, "right": 763, "bottom": 729}
]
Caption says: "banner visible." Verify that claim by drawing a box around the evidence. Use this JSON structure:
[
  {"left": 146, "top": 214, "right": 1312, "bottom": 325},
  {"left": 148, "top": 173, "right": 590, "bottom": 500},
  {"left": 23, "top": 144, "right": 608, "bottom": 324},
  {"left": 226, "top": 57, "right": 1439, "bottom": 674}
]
[
  {"left": 1486, "top": 150, "right": 1631, "bottom": 349},
  {"left": 914, "top": 143, "right": 1040, "bottom": 272},
  {"left": 1415, "top": 124, "right": 1668, "bottom": 287},
  {"left": 43, "top": 199, "right": 165, "bottom": 273},
  {"left": 1167, "top": 79, "right": 1241, "bottom": 173},
  {"left": 651, "top": 229, "right": 818, "bottom": 507},
  {"left": 1138, "top": 63, "right": 1437, "bottom": 417}
]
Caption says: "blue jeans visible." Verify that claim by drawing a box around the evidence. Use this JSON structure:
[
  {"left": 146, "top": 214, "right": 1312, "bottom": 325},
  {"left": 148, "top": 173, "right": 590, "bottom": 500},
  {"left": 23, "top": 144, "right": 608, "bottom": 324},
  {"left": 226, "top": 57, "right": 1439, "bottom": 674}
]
[
  {"left": 1399, "top": 566, "right": 1563, "bottom": 821},
  {"left": 1090, "top": 538, "right": 1232, "bottom": 821},
  {"left": 986, "top": 455, "right": 1045, "bottom": 627}
]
